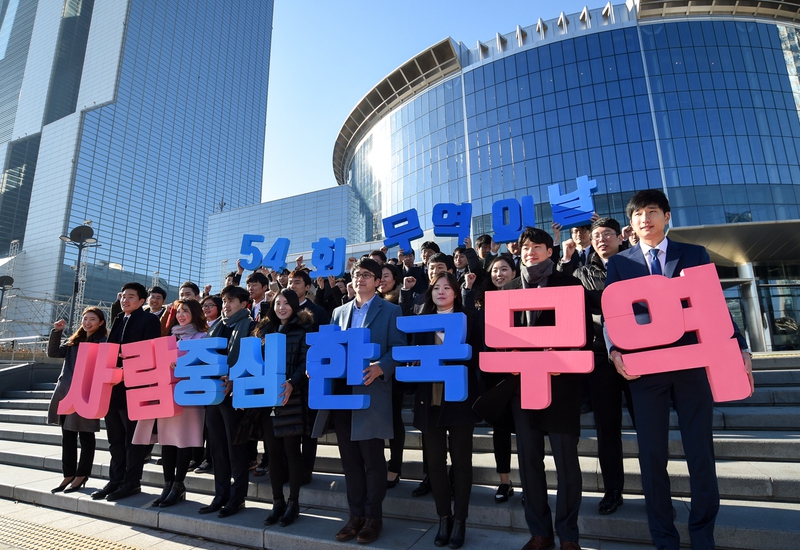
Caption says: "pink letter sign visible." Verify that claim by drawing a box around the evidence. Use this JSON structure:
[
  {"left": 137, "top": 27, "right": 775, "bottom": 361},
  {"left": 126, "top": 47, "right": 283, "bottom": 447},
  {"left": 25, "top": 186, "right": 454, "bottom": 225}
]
[
  {"left": 480, "top": 286, "right": 593, "bottom": 409},
  {"left": 602, "top": 263, "right": 750, "bottom": 402},
  {"left": 122, "top": 336, "right": 182, "bottom": 421},
  {"left": 57, "top": 342, "right": 122, "bottom": 419}
]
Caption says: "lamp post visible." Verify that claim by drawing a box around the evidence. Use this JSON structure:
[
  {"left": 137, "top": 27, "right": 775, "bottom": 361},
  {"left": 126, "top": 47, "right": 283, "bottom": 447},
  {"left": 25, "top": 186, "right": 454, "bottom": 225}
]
[
  {"left": 0, "top": 275, "right": 13, "bottom": 322},
  {"left": 59, "top": 225, "right": 99, "bottom": 333}
]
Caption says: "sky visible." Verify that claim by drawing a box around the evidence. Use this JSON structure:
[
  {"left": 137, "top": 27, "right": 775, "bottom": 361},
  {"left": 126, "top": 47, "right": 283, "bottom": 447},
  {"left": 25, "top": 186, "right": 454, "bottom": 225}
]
[{"left": 262, "top": 0, "right": 595, "bottom": 202}]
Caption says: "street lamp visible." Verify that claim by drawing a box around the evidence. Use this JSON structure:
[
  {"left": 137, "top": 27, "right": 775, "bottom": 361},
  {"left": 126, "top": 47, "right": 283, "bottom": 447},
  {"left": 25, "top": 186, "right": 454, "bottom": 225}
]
[{"left": 59, "top": 225, "right": 99, "bottom": 333}]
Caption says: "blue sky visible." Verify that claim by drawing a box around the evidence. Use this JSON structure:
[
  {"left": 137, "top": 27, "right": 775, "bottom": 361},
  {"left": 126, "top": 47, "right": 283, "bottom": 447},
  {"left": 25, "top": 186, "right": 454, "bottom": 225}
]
[{"left": 262, "top": 0, "right": 595, "bottom": 201}]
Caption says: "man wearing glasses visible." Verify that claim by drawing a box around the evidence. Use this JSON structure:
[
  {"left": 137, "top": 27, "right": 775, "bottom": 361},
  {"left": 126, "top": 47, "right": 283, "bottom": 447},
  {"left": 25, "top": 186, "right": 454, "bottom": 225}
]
[{"left": 312, "top": 257, "right": 405, "bottom": 545}]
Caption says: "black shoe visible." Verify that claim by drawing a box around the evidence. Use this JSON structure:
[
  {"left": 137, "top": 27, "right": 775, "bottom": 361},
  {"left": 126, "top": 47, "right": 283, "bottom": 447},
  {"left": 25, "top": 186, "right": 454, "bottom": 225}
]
[
  {"left": 598, "top": 490, "right": 623, "bottom": 515},
  {"left": 387, "top": 472, "right": 400, "bottom": 489},
  {"left": 449, "top": 519, "right": 466, "bottom": 549},
  {"left": 218, "top": 501, "right": 245, "bottom": 518},
  {"left": 279, "top": 499, "right": 299, "bottom": 527},
  {"left": 51, "top": 477, "right": 75, "bottom": 494},
  {"left": 160, "top": 482, "right": 186, "bottom": 508},
  {"left": 91, "top": 482, "right": 120, "bottom": 500},
  {"left": 194, "top": 459, "right": 212, "bottom": 474},
  {"left": 152, "top": 482, "right": 173, "bottom": 507},
  {"left": 264, "top": 498, "right": 286, "bottom": 526},
  {"left": 106, "top": 482, "right": 141, "bottom": 501},
  {"left": 301, "top": 471, "right": 313, "bottom": 486},
  {"left": 494, "top": 482, "right": 514, "bottom": 504},
  {"left": 198, "top": 497, "right": 225, "bottom": 514},
  {"left": 187, "top": 460, "right": 198, "bottom": 471},
  {"left": 412, "top": 476, "right": 431, "bottom": 497},
  {"left": 434, "top": 515, "right": 453, "bottom": 547},
  {"left": 63, "top": 476, "right": 89, "bottom": 494}
]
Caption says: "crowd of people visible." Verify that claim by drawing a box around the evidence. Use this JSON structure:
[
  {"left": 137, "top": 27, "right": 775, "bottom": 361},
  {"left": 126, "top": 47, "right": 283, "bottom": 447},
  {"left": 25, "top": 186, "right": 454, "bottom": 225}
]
[{"left": 45, "top": 190, "right": 753, "bottom": 550}]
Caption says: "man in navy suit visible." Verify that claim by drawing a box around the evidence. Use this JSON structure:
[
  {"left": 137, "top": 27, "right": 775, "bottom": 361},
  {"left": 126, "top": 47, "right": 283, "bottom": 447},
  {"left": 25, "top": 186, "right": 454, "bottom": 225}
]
[
  {"left": 604, "top": 190, "right": 754, "bottom": 550},
  {"left": 312, "top": 257, "right": 405, "bottom": 545}
]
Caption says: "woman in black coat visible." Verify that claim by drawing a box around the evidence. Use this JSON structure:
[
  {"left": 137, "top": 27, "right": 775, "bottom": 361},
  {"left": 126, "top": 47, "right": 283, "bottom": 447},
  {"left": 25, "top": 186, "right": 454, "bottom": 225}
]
[
  {"left": 47, "top": 307, "right": 108, "bottom": 493},
  {"left": 253, "top": 289, "right": 311, "bottom": 527},
  {"left": 411, "top": 272, "right": 482, "bottom": 549}
]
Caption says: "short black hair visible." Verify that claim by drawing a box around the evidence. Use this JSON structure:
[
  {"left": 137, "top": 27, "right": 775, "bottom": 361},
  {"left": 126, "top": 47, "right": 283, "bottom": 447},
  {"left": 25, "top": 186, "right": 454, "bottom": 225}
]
[
  {"left": 591, "top": 217, "right": 621, "bottom": 235},
  {"left": 220, "top": 284, "right": 249, "bottom": 302},
  {"left": 225, "top": 271, "right": 237, "bottom": 279},
  {"left": 350, "top": 257, "right": 382, "bottom": 280},
  {"left": 626, "top": 189, "right": 671, "bottom": 219},
  {"left": 475, "top": 234, "right": 492, "bottom": 248},
  {"left": 179, "top": 281, "right": 200, "bottom": 295},
  {"left": 245, "top": 272, "right": 269, "bottom": 286},
  {"left": 201, "top": 295, "right": 222, "bottom": 311},
  {"left": 369, "top": 250, "right": 387, "bottom": 263},
  {"left": 121, "top": 282, "right": 148, "bottom": 300},
  {"left": 517, "top": 227, "right": 554, "bottom": 250},
  {"left": 421, "top": 241, "right": 440, "bottom": 254},
  {"left": 289, "top": 269, "right": 312, "bottom": 287},
  {"left": 453, "top": 246, "right": 466, "bottom": 256},
  {"left": 427, "top": 252, "right": 455, "bottom": 273},
  {"left": 400, "top": 248, "right": 415, "bottom": 257},
  {"left": 148, "top": 286, "right": 167, "bottom": 299},
  {"left": 571, "top": 225, "right": 591, "bottom": 232}
]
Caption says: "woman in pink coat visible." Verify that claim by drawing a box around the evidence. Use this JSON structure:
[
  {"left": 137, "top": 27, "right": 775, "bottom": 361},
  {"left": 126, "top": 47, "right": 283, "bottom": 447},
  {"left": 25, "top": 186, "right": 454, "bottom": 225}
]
[{"left": 133, "top": 299, "right": 207, "bottom": 507}]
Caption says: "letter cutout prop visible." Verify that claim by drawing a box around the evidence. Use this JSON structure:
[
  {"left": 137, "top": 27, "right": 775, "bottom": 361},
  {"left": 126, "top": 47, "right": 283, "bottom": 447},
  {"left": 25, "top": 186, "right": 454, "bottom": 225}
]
[
  {"left": 548, "top": 175, "right": 597, "bottom": 228},
  {"left": 602, "top": 263, "right": 751, "bottom": 402},
  {"left": 432, "top": 203, "right": 473, "bottom": 244},
  {"left": 382, "top": 209, "right": 424, "bottom": 253},
  {"left": 262, "top": 238, "right": 290, "bottom": 272},
  {"left": 57, "top": 342, "right": 122, "bottom": 419},
  {"left": 309, "top": 237, "right": 347, "bottom": 278},
  {"left": 229, "top": 334, "right": 285, "bottom": 409},
  {"left": 306, "top": 325, "right": 379, "bottom": 410},
  {"left": 480, "top": 287, "right": 593, "bottom": 409},
  {"left": 394, "top": 313, "right": 471, "bottom": 402},
  {"left": 174, "top": 337, "right": 228, "bottom": 406},
  {"left": 492, "top": 196, "right": 536, "bottom": 243},
  {"left": 123, "top": 336, "right": 181, "bottom": 421}
]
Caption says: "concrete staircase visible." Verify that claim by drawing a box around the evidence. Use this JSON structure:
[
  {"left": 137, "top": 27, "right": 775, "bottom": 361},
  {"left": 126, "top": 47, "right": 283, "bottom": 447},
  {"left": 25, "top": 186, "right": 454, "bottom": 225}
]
[{"left": 0, "top": 355, "right": 798, "bottom": 549}]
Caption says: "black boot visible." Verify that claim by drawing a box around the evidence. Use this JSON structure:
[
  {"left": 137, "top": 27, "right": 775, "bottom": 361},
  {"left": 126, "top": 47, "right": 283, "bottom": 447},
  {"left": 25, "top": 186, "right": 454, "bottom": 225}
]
[
  {"left": 264, "top": 497, "right": 286, "bottom": 526},
  {"left": 152, "top": 482, "right": 173, "bottom": 507},
  {"left": 160, "top": 481, "right": 186, "bottom": 508},
  {"left": 449, "top": 519, "right": 466, "bottom": 549},
  {"left": 279, "top": 498, "right": 300, "bottom": 527},
  {"left": 434, "top": 515, "right": 453, "bottom": 547}
]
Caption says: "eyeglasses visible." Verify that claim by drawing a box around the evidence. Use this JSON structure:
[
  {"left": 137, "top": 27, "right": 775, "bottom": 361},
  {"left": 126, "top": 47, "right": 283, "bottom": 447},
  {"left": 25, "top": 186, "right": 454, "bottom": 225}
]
[
  {"left": 592, "top": 231, "right": 619, "bottom": 241},
  {"left": 353, "top": 272, "right": 374, "bottom": 280},
  {"left": 201, "top": 303, "right": 216, "bottom": 309}
]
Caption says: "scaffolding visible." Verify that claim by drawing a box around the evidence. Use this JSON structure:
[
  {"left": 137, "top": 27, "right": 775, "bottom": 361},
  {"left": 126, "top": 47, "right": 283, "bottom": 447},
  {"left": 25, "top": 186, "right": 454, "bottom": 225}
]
[{"left": 0, "top": 291, "right": 114, "bottom": 341}]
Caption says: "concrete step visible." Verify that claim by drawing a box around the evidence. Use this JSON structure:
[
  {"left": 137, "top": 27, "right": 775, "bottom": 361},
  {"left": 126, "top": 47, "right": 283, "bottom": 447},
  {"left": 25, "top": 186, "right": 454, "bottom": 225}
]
[
  {"left": 752, "top": 369, "right": 800, "bottom": 386},
  {"left": 0, "top": 390, "right": 53, "bottom": 399},
  {"left": 31, "top": 382, "right": 56, "bottom": 391},
  {"left": 0, "top": 462, "right": 797, "bottom": 550},
  {"left": 752, "top": 355, "right": 800, "bottom": 370},
  {"left": 0, "top": 398, "right": 49, "bottom": 411}
]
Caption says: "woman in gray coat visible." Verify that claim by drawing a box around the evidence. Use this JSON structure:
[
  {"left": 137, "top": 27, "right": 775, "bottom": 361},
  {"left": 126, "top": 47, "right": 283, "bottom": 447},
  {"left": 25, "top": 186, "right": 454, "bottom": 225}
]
[{"left": 47, "top": 307, "right": 107, "bottom": 493}]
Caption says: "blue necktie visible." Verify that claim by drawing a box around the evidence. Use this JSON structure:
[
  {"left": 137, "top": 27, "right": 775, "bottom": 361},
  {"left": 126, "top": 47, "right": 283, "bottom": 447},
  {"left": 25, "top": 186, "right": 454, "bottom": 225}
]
[{"left": 649, "top": 248, "right": 662, "bottom": 276}]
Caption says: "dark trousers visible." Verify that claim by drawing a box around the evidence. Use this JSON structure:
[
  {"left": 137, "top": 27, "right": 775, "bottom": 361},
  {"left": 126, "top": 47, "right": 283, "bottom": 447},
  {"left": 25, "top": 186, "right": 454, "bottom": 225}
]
[
  {"left": 262, "top": 413, "right": 302, "bottom": 501},
  {"left": 332, "top": 409, "right": 386, "bottom": 519},
  {"left": 589, "top": 354, "right": 626, "bottom": 492},
  {"left": 424, "top": 410, "right": 474, "bottom": 520},
  {"left": 161, "top": 445, "right": 192, "bottom": 483},
  {"left": 62, "top": 429, "right": 95, "bottom": 477},
  {"left": 512, "top": 396, "right": 581, "bottom": 543},
  {"left": 105, "top": 405, "right": 151, "bottom": 485},
  {"left": 629, "top": 369, "right": 718, "bottom": 550},
  {"left": 387, "top": 387, "right": 406, "bottom": 474},
  {"left": 302, "top": 409, "right": 319, "bottom": 477},
  {"left": 205, "top": 396, "right": 249, "bottom": 506},
  {"left": 493, "top": 428, "right": 512, "bottom": 474}
]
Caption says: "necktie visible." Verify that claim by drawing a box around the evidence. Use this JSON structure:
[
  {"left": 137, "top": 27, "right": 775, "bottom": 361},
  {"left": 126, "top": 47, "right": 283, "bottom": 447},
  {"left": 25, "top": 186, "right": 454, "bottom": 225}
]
[
  {"left": 119, "top": 316, "right": 129, "bottom": 342},
  {"left": 579, "top": 249, "right": 587, "bottom": 265},
  {"left": 649, "top": 248, "right": 662, "bottom": 276}
]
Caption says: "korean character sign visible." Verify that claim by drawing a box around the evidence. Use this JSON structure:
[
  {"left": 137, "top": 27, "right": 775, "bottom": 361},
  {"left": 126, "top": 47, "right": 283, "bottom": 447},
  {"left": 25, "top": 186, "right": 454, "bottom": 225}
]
[
  {"left": 122, "top": 336, "right": 181, "bottom": 421},
  {"left": 480, "top": 286, "right": 594, "bottom": 409},
  {"left": 57, "top": 342, "right": 123, "bottom": 419},
  {"left": 602, "top": 263, "right": 751, "bottom": 402},
  {"left": 229, "top": 334, "right": 285, "bottom": 409},
  {"left": 174, "top": 337, "right": 229, "bottom": 407}
]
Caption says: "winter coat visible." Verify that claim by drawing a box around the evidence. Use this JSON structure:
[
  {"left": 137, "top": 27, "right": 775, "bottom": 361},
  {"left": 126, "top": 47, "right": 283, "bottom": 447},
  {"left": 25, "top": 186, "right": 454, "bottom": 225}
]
[{"left": 47, "top": 329, "right": 104, "bottom": 432}]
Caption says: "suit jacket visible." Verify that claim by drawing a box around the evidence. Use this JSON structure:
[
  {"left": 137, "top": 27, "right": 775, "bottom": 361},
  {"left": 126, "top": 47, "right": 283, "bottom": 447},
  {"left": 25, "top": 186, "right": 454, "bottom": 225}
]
[
  {"left": 312, "top": 295, "right": 405, "bottom": 441},
  {"left": 404, "top": 264, "right": 427, "bottom": 294},
  {"left": 107, "top": 306, "right": 162, "bottom": 408},
  {"left": 299, "top": 298, "right": 330, "bottom": 331},
  {"left": 603, "top": 238, "right": 746, "bottom": 353}
]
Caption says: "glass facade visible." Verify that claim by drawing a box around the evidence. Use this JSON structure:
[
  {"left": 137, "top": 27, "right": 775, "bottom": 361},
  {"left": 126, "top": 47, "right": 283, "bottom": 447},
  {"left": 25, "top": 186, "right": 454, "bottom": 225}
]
[
  {"left": 60, "top": 0, "right": 272, "bottom": 301},
  {"left": 343, "top": 14, "right": 800, "bottom": 243}
]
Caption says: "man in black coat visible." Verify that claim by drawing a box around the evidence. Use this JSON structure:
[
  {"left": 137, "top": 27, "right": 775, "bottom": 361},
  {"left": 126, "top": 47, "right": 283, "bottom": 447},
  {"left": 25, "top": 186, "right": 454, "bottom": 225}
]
[{"left": 92, "top": 282, "right": 161, "bottom": 501}]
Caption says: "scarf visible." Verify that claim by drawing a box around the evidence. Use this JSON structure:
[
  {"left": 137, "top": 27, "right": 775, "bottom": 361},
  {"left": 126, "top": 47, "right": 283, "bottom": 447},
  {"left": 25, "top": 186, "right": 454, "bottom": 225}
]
[
  {"left": 520, "top": 258, "right": 554, "bottom": 326},
  {"left": 209, "top": 308, "right": 253, "bottom": 366},
  {"left": 171, "top": 323, "right": 199, "bottom": 340}
]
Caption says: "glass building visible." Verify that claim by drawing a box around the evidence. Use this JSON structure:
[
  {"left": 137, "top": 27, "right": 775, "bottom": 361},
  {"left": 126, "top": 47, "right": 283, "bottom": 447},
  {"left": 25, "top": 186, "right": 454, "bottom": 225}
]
[
  {"left": 0, "top": 1, "right": 272, "bottom": 328},
  {"left": 332, "top": 1, "right": 800, "bottom": 351}
]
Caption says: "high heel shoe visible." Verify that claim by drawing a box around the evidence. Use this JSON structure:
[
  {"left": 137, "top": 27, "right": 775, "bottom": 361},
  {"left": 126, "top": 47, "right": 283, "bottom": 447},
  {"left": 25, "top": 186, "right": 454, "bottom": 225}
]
[
  {"left": 386, "top": 472, "right": 400, "bottom": 489},
  {"left": 264, "top": 497, "right": 286, "bottom": 526},
  {"left": 494, "top": 482, "right": 514, "bottom": 503},
  {"left": 449, "top": 519, "right": 466, "bottom": 549},
  {"left": 51, "top": 476, "right": 75, "bottom": 494},
  {"left": 279, "top": 498, "right": 299, "bottom": 527},
  {"left": 152, "top": 482, "right": 173, "bottom": 507},
  {"left": 63, "top": 476, "right": 88, "bottom": 494},
  {"left": 160, "top": 481, "right": 186, "bottom": 508},
  {"left": 434, "top": 515, "right": 453, "bottom": 547}
]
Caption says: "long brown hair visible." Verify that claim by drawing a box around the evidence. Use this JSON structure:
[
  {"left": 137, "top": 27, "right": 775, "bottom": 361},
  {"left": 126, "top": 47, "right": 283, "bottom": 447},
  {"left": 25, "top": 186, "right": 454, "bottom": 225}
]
[
  {"left": 421, "top": 272, "right": 463, "bottom": 315},
  {"left": 66, "top": 307, "right": 108, "bottom": 345},
  {"left": 163, "top": 299, "right": 208, "bottom": 335}
]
